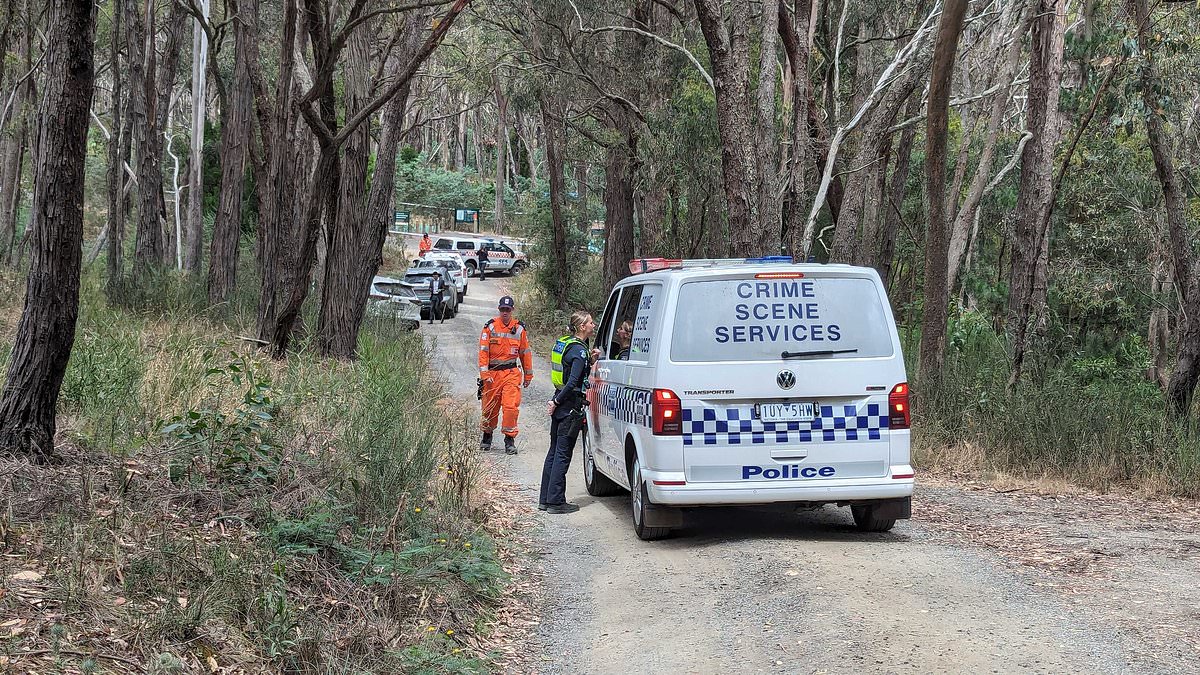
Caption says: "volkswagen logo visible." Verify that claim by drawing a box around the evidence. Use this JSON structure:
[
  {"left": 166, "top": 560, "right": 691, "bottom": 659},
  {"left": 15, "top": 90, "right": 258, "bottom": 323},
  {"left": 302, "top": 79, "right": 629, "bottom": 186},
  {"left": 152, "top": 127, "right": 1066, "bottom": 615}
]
[{"left": 777, "top": 370, "right": 796, "bottom": 390}]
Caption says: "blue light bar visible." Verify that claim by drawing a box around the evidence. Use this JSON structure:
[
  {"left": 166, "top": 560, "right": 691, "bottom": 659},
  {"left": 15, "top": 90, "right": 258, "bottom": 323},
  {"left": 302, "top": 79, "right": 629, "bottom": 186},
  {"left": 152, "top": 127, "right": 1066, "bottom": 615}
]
[{"left": 744, "top": 256, "right": 793, "bottom": 263}]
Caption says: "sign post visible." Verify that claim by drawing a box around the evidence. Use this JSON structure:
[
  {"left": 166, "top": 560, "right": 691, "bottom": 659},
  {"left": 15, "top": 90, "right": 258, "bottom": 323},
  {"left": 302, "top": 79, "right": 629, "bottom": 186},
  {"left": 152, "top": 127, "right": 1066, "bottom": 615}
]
[{"left": 455, "top": 208, "right": 480, "bottom": 232}]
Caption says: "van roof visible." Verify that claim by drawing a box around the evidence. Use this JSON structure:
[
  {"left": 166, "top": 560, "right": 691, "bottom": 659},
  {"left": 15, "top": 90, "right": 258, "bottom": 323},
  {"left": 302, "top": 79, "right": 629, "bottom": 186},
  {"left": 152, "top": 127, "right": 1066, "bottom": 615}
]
[{"left": 620, "top": 261, "right": 877, "bottom": 283}]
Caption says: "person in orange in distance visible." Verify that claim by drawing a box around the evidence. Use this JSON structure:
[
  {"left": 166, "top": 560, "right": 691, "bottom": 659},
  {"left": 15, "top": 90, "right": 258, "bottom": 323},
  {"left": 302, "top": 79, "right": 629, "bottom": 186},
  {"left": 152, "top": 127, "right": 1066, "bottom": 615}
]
[
  {"left": 478, "top": 295, "right": 533, "bottom": 454},
  {"left": 418, "top": 232, "right": 432, "bottom": 257}
]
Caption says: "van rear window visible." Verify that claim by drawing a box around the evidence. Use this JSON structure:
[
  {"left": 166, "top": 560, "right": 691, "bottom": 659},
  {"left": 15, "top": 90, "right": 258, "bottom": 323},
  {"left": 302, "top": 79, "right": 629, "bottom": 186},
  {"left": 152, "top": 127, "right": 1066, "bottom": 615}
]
[{"left": 670, "top": 277, "right": 894, "bottom": 362}]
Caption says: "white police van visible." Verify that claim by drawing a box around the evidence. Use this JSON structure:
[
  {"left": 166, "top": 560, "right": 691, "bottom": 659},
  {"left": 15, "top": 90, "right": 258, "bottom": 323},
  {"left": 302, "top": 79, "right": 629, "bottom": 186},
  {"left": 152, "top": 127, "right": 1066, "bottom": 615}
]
[{"left": 582, "top": 257, "right": 913, "bottom": 540}]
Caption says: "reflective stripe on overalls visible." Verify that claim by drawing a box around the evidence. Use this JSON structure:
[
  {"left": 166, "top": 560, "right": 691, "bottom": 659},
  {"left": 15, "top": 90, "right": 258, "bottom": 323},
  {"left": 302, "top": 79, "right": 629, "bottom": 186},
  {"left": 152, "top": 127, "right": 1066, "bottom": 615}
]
[{"left": 551, "top": 335, "right": 583, "bottom": 388}]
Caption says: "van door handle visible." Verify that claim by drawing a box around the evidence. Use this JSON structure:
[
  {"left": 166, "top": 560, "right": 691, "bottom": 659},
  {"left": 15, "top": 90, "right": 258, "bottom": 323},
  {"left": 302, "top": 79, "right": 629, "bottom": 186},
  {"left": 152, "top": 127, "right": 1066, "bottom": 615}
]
[{"left": 771, "top": 451, "right": 808, "bottom": 460}]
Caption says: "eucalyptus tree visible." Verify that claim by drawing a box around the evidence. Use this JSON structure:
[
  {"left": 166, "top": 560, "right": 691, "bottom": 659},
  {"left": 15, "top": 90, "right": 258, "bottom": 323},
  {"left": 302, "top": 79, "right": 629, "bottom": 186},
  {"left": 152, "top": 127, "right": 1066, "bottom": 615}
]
[
  {"left": 917, "top": 0, "right": 969, "bottom": 384},
  {"left": 0, "top": 0, "right": 95, "bottom": 459},
  {"left": 265, "top": 0, "right": 472, "bottom": 359},
  {"left": 207, "top": 0, "right": 257, "bottom": 305},
  {"left": 1007, "top": 0, "right": 1067, "bottom": 388}
]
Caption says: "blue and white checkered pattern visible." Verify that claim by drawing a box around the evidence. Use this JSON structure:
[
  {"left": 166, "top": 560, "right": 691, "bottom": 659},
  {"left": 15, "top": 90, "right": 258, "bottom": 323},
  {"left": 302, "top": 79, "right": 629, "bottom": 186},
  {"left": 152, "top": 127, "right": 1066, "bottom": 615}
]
[
  {"left": 682, "top": 403, "right": 889, "bottom": 446},
  {"left": 595, "top": 381, "right": 653, "bottom": 428}
]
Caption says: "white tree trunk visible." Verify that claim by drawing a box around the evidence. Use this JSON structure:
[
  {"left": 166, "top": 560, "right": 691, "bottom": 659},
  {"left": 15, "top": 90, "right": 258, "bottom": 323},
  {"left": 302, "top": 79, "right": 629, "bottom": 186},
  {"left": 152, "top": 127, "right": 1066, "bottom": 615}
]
[{"left": 184, "top": 0, "right": 209, "bottom": 272}]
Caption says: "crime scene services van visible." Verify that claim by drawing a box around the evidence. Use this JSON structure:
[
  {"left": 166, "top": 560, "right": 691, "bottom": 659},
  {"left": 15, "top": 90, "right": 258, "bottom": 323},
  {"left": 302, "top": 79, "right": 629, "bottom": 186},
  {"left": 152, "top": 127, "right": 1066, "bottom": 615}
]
[{"left": 582, "top": 257, "right": 913, "bottom": 540}]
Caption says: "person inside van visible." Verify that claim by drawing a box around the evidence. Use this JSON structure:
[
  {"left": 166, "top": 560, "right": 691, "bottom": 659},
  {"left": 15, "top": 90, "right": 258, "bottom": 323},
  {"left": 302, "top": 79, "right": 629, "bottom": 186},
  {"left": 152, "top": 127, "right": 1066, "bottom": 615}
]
[{"left": 614, "top": 320, "right": 632, "bottom": 360}]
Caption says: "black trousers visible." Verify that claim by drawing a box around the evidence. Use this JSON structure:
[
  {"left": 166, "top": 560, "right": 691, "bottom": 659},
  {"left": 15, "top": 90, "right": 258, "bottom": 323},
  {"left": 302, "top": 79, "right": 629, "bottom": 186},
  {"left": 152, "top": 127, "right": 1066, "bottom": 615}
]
[{"left": 539, "top": 411, "right": 582, "bottom": 506}]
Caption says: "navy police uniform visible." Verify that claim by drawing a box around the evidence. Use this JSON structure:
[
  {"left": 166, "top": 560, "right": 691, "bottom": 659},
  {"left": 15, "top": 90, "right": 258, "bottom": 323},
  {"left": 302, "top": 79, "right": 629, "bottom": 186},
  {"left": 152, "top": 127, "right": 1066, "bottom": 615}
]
[{"left": 539, "top": 338, "right": 590, "bottom": 511}]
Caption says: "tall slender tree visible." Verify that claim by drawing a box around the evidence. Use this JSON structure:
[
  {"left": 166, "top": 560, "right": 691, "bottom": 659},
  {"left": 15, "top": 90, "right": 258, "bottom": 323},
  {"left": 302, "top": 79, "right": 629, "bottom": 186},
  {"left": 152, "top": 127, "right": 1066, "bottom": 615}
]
[
  {"left": 106, "top": 0, "right": 126, "bottom": 297},
  {"left": 693, "top": 0, "right": 782, "bottom": 255},
  {"left": 184, "top": 0, "right": 210, "bottom": 273},
  {"left": 129, "top": 0, "right": 166, "bottom": 279},
  {"left": 207, "top": 0, "right": 256, "bottom": 305},
  {"left": 0, "top": 0, "right": 95, "bottom": 460},
  {"left": 1007, "top": 0, "right": 1066, "bottom": 388},
  {"left": 917, "top": 0, "right": 968, "bottom": 385}
]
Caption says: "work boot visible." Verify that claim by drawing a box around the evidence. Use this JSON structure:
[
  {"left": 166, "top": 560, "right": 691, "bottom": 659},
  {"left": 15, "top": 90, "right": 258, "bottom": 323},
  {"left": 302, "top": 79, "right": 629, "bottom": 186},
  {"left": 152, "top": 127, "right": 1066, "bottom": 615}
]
[
  {"left": 538, "top": 503, "right": 548, "bottom": 511},
  {"left": 504, "top": 436, "right": 518, "bottom": 455},
  {"left": 479, "top": 432, "right": 493, "bottom": 452},
  {"left": 546, "top": 503, "right": 580, "bottom": 514}
]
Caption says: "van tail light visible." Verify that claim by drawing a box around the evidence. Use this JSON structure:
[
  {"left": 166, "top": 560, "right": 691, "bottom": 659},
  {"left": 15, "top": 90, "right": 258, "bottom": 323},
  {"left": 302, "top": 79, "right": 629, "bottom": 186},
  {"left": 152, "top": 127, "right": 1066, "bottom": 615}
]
[
  {"left": 652, "top": 389, "right": 682, "bottom": 435},
  {"left": 889, "top": 382, "right": 910, "bottom": 429}
]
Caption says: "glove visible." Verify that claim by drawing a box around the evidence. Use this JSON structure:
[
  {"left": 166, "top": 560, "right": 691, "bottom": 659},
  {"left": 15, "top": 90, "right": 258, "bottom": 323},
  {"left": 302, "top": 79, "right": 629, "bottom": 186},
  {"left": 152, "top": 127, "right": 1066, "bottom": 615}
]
[
  {"left": 524, "top": 379, "right": 532, "bottom": 389},
  {"left": 476, "top": 378, "right": 484, "bottom": 400}
]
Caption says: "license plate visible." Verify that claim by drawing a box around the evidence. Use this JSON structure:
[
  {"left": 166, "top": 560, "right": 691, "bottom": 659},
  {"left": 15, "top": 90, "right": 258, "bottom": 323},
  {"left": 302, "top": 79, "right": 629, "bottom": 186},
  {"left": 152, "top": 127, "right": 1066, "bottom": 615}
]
[{"left": 756, "top": 402, "right": 816, "bottom": 423}]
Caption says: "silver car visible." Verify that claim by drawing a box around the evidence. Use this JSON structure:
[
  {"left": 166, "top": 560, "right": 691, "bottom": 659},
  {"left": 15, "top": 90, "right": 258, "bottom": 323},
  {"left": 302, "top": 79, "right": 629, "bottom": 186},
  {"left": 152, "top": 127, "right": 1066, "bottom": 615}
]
[{"left": 368, "top": 276, "right": 422, "bottom": 330}]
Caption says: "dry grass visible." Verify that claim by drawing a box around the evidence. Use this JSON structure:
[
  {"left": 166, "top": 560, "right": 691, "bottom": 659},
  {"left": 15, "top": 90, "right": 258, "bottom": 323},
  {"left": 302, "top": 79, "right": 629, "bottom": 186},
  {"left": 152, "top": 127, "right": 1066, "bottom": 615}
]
[
  {"left": 915, "top": 439, "right": 1198, "bottom": 499},
  {"left": 0, "top": 273, "right": 527, "bottom": 673},
  {"left": 1, "top": 416, "right": 516, "bottom": 672}
]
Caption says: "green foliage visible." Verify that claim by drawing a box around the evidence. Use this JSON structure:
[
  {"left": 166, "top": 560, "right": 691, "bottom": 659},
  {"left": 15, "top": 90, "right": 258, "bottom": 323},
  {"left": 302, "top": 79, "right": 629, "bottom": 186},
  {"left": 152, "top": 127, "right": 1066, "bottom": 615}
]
[
  {"left": 159, "top": 352, "right": 282, "bottom": 483},
  {"left": 339, "top": 334, "right": 443, "bottom": 522},
  {"left": 254, "top": 563, "right": 302, "bottom": 664},
  {"left": 59, "top": 308, "right": 148, "bottom": 453},
  {"left": 394, "top": 154, "right": 491, "bottom": 209},
  {"left": 398, "top": 633, "right": 491, "bottom": 675},
  {"left": 918, "top": 309, "right": 1200, "bottom": 493}
]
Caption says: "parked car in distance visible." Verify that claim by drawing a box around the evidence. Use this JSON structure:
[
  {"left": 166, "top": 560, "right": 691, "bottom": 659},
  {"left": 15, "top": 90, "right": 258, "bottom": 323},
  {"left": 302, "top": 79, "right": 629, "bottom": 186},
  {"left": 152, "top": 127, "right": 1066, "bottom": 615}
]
[
  {"left": 430, "top": 235, "right": 529, "bottom": 277},
  {"left": 367, "top": 275, "right": 422, "bottom": 330},
  {"left": 400, "top": 266, "right": 459, "bottom": 319},
  {"left": 413, "top": 252, "right": 468, "bottom": 302}
]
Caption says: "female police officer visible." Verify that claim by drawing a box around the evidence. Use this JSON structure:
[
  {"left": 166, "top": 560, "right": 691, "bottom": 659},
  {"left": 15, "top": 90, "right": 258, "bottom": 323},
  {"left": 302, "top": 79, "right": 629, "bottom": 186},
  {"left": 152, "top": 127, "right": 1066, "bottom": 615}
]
[{"left": 539, "top": 311, "right": 599, "bottom": 514}]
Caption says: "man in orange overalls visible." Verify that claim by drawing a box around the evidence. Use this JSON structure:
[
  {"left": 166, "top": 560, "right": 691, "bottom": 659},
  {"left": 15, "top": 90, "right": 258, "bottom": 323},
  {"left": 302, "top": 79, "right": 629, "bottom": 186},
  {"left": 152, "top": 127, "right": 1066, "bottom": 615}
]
[
  {"left": 418, "top": 233, "right": 432, "bottom": 257},
  {"left": 479, "top": 295, "right": 533, "bottom": 454}
]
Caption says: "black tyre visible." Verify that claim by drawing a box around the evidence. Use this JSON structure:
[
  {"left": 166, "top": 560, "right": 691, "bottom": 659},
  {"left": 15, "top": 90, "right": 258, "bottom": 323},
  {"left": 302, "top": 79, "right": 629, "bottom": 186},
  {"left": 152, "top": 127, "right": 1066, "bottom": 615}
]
[
  {"left": 510, "top": 260, "right": 527, "bottom": 275},
  {"left": 582, "top": 436, "right": 622, "bottom": 497},
  {"left": 465, "top": 261, "right": 478, "bottom": 277},
  {"left": 851, "top": 504, "right": 896, "bottom": 532},
  {"left": 458, "top": 291, "right": 466, "bottom": 303},
  {"left": 630, "top": 456, "right": 671, "bottom": 541}
]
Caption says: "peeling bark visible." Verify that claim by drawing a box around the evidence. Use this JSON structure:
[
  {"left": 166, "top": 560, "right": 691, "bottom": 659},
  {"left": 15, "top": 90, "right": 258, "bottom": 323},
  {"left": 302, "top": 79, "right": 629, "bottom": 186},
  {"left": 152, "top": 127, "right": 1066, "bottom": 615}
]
[{"left": 0, "top": 0, "right": 94, "bottom": 460}]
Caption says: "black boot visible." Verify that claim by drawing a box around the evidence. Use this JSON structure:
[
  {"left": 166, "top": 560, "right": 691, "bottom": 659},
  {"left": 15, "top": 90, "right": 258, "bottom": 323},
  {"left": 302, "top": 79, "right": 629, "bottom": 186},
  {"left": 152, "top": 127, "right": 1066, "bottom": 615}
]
[
  {"left": 504, "top": 436, "right": 517, "bottom": 455},
  {"left": 479, "top": 432, "right": 493, "bottom": 452}
]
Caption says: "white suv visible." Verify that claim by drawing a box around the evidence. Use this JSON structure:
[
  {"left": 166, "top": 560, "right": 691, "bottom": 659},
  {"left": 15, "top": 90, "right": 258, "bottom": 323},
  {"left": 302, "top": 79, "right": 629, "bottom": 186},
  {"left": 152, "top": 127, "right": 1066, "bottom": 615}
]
[
  {"left": 583, "top": 257, "right": 913, "bottom": 540},
  {"left": 431, "top": 236, "right": 528, "bottom": 277}
]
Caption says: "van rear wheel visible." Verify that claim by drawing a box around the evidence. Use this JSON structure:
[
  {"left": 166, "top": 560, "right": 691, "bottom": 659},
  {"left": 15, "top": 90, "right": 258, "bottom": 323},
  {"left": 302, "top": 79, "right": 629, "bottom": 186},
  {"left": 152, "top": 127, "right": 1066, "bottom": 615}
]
[
  {"left": 582, "top": 437, "right": 622, "bottom": 497},
  {"left": 630, "top": 456, "right": 670, "bottom": 541},
  {"left": 851, "top": 504, "right": 896, "bottom": 532}
]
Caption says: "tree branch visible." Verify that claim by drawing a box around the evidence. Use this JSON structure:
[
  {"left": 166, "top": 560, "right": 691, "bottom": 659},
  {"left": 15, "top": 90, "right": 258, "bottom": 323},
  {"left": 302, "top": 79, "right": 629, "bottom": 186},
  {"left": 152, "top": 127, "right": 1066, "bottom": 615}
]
[
  {"left": 801, "top": 2, "right": 941, "bottom": 256},
  {"left": 568, "top": 0, "right": 713, "bottom": 91},
  {"left": 334, "top": 0, "right": 471, "bottom": 147},
  {"left": 651, "top": 0, "right": 687, "bottom": 23},
  {"left": 338, "top": 0, "right": 455, "bottom": 39}
]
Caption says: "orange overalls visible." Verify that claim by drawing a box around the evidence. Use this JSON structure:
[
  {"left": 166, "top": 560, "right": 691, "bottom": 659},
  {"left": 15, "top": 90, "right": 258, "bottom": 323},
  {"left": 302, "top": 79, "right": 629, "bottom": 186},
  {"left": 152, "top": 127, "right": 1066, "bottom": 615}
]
[
  {"left": 418, "top": 237, "right": 432, "bottom": 256},
  {"left": 479, "top": 316, "right": 533, "bottom": 438}
]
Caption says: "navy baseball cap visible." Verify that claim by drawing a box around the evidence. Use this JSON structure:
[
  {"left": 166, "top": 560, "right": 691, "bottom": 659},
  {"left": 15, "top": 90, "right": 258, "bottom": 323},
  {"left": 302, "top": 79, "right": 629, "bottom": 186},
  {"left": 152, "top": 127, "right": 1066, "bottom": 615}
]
[{"left": 498, "top": 296, "right": 515, "bottom": 309}]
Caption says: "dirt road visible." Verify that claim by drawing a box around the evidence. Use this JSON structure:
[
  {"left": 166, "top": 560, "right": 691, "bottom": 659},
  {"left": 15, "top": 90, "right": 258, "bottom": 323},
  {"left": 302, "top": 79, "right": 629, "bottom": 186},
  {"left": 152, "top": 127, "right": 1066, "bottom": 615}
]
[{"left": 425, "top": 280, "right": 1199, "bottom": 674}]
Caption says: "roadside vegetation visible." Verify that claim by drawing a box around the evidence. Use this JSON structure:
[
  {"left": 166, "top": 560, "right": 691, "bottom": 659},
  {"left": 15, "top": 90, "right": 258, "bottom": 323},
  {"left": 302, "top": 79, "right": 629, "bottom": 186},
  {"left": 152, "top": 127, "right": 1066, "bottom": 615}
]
[
  {"left": 912, "top": 310, "right": 1200, "bottom": 496},
  {"left": 0, "top": 267, "right": 511, "bottom": 673}
]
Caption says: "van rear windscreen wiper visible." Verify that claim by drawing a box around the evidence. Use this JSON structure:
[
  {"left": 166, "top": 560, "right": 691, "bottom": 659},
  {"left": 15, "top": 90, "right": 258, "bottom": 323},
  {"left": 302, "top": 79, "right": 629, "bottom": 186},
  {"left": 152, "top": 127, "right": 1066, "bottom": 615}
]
[{"left": 781, "top": 348, "right": 859, "bottom": 359}]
